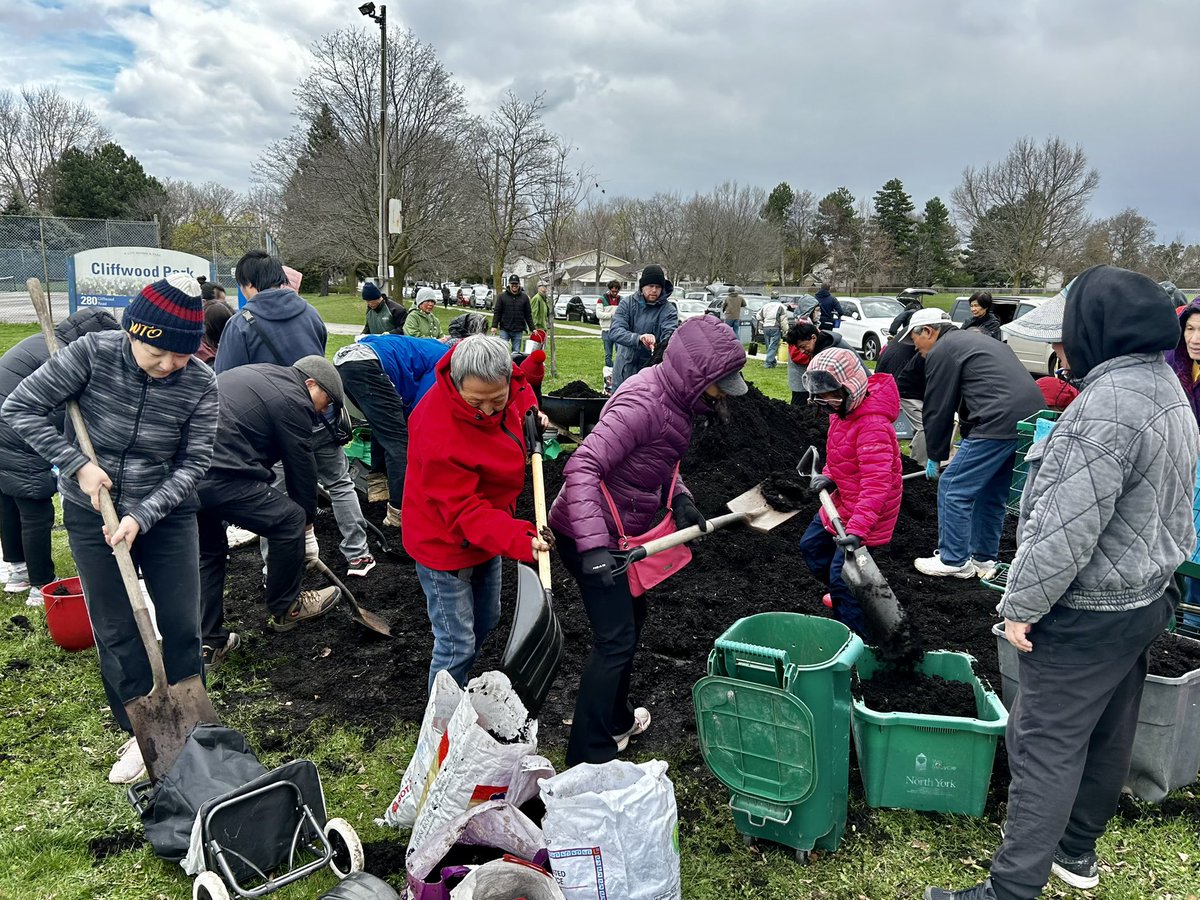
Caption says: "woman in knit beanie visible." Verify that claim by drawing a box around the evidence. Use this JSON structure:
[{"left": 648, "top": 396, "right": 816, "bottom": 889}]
[{"left": 2, "top": 272, "right": 220, "bottom": 785}]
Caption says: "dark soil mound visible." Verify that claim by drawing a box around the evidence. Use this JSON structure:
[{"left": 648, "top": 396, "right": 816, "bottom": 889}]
[
  {"left": 213, "top": 385, "right": 1059, "bottom": 816},
  {"left": 88, "top": 829, "right": 143, "bottom": 862},
  {"left": 855, "top": 669, "right": 979, "bottom": 719},
  {"left": 1147, "top": 632, "right": 1200, "bottom": 679},
  {"left": 759, "top": 471, "right": 809, "bottom": 511},
  {"left": 550, "top": 380, "right": 605, "bottom": 399}
]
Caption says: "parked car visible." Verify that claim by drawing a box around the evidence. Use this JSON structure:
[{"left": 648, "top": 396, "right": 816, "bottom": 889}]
[
  {"left": 556, "top": 295, "right": 600, "bottom": 323},
  {"left": 778, "top": 294, "right": 819, "bottom": 328},
  {"left": 947, "top": 294, "right": 1039, "bottom": 327},
  {"left": 997, "top": 296, "right": 1060, "bottom": 376},
  {"left": 896, "top": 287, "right": 937, "bottom": 307},
  {"left": 673, "top": 299, "right": 709, "bottom": 322},
  {"left": 836, "top": 296, "right": 906, "bottom": 361},
  {"left": 471, "top": 284, "right": 493, "bottom": 308}
]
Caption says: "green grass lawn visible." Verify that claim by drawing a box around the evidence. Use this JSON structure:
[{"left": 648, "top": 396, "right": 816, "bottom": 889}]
[{"left": 1, "top": 304, "right": 1198, "bottom": 898}]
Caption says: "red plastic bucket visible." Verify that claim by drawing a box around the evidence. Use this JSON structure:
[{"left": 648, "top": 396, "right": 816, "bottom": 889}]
[{"left": 41, "top": 576, "right": 95, "bottom": 652}]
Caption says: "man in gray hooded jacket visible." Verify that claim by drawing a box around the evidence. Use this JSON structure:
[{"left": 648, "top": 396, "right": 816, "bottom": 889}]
[{"left": 925, "top": 266, "right": 1198, "bottom": 900}]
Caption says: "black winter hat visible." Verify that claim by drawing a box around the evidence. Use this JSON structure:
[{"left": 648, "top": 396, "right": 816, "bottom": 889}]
[
  {"left": 639, "top": 265, "right": 668, "bottom": 291},
  {"left": 123, "top": 273, "right": 204, "bottom": 354},
  {"left": 362, "top": 281, "right": 382, "bottom": 302}
]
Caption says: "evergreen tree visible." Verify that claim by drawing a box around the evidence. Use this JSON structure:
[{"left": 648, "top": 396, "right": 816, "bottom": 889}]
[
  {"left": 872, "top": 178, "right": 916, "bottom": 261},
  {"left": 50, "top": 143, "right": 165, "bottom": 219},
  {"left": 911, "top": 196, "right": 957, "bottom": 285},
  {"left": 815, "top": 187, "right": 856, "bottom": 248}
]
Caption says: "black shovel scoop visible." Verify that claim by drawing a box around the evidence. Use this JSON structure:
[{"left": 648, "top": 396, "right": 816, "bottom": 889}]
[
  {"left": 500, "top": 409, "right": 565, "bottom": 715},
  {"left": 798, "top": 445, "right": 921, "bottom": 664}
]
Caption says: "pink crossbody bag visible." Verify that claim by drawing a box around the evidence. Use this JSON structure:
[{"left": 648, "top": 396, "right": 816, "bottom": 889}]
[{"left": 598, "top": 464, "right": 692, "bottom": 597}]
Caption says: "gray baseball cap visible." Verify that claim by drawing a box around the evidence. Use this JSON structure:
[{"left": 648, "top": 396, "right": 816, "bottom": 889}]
[
  {"left": 1002, "top": 288, "right": 1068, "bottom": 344},
  {"left": 293, "top": 355, "right": 345, "bottom": 409}
]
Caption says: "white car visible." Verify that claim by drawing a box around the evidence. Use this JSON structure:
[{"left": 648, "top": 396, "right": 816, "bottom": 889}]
[
  {"left": 673, "top": 299, "right": 709, "bottom": 322},
  {"left": 835, "top": 296, "right": 906, "bottom": 362},
  {"left": 1000, "top": 296, "right": 1060, "bottom": 375},
  {"left": 471, "top": 284, "right": 493, "bottom": 308}
]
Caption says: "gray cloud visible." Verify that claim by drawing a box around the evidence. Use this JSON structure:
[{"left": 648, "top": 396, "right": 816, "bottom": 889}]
[{"left": 0, "top": 0, "right": 1196, "bottom": 240}]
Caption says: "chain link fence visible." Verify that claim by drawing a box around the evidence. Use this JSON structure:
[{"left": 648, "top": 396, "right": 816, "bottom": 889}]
[{"left": 0, "top": 215, "right": 160, "bottom": 323}]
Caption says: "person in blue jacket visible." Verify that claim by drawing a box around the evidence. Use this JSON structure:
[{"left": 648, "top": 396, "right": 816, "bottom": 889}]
[
  {"left": 334, "top": 332, "right": 455, "bottom": 529},
  {"left": 609, "top": 264, "right": 678, "bottom": 391}
]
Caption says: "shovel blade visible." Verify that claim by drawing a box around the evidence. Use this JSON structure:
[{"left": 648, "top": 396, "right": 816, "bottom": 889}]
[
  {"left": 125, "top": 675, "right": 220, "bottom": 783},
  {"left": 726, "top": 485, "right": 801, "bottom": 533},
  {"left": 841, "top": 548, "right": 906, "bottom": 640},
  {"left": 502, "top": 563, "right": 564, "bottom": 716}
]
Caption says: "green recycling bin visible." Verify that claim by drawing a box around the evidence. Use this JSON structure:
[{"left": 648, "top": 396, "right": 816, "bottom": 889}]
[{"left": 693, "top": 613, "right": 863, "bottom": 862}]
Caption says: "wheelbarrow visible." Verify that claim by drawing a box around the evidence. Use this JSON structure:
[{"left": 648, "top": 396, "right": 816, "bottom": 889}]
[{"left": 539, "top": 393, "right": 608, "bottom": 438}]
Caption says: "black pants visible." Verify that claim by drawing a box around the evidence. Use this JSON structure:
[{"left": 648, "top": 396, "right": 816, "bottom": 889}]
[
  {"left": 0, "top": 489, "right": 55, "bottom": 586},
  {"left": 988, "top": 592, "right": 1171, "bottom": 900},
  {"left": 197, "top": 476, "right": 306, "bottom": 644},
  {"left": 64, "top": 501, "right": 202, "bottom": 734},
  {"left": 338, "top": 358, "right": 409, "bottom": 505},
  {"left": 555, "top": 531, "right": 648, "bottom": 766}
]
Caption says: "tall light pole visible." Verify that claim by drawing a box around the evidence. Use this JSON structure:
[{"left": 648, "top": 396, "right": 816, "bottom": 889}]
[{"left": 359, "top": 3, "right": 387, "bottom": 294}]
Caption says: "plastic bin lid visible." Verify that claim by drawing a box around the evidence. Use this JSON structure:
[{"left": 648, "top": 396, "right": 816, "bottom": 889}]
[{"left": 693, "top": 676, "right": 816, "bottom": 804}]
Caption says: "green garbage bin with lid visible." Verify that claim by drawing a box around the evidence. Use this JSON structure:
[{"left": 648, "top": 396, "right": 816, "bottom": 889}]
[{"left": 693, "top": 613, "right": 863, "bottom": 862}]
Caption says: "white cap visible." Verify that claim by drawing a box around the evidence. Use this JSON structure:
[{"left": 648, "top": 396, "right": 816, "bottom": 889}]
[
  {"left": 1002, "top": 289, "right": 1067, "bottom": 344},
  {"left": 897, "top": 308, "right": 952, "bottom": 343}
]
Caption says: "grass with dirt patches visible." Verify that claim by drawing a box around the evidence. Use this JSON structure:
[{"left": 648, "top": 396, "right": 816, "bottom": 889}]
[{"left": 1, "top": 299, "right": 1198, "bottom": 898}]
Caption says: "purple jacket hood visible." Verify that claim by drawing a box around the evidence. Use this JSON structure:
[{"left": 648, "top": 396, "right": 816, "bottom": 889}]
[
  {"left": 1167, "top": 298, "right": 1200, "bottom": 426},
  {"left": 549, "top": 316, "right": 747, "bottom": 552}
]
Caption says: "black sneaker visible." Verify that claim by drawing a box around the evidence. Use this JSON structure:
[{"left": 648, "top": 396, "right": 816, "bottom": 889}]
[
  {"left": 1051, "top": 847, "right": 1099, "bottom": 889},
  {"left": 268, "top": 587, "right": 340, "bottom": 633},
  {"left": 924, "top": 882, "right": 997, "bottom": 900},
  {"left": 202, "top": 632, "right": 240, "bottom": 674}
]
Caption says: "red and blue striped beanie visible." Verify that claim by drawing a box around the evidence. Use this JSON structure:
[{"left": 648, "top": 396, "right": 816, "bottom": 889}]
[{"left": 124, "top": 272, "right": 204, "bottom": 354}]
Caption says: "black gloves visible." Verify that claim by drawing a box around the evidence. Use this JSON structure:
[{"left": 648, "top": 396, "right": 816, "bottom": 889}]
[
  {"left": 835, "top": 534, "right": 862, "bottom": 552},
  {"left": 672, "top": 494, "right": 709, "bottom": 532},
  {"left": 810, "top": 474, "right": 836, "bottom": 494},
  {"left": 581, "top": 549, "right": 616, "bottom": 587}
]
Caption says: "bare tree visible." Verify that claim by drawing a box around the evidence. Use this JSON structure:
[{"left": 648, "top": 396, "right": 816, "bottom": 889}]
[
  {"left": 682, "top": 181, "right": 773, "bottom": 283},
  {"left": 258, "top": 28, "right": 469, "bottom": 286},
  {"left": 471, "top": 92, "right": 555, "bottom": 295},
  {"left": 785, "top": 189, "right": 823, "bottom": 284},
  {"left": 577, "top": 199, "right": 615, "bottom": 285},
  {"left": 0, "top": 85, "right": 109, "bottom": 210},
  {"left": 952, "top": 136, "right": 1099, "bottom": 290},
  {"left": 531, "top": 140, "right": 592, "bottom": 375},
  {"left": 1147, "top": 238, "right": 1200, "bottom": 285},
  {"left": 636, "top": 192, "right": 689, "bottom": 279},
  {"left": 841, "top": 200, "right": 898, "bottom": 294}
]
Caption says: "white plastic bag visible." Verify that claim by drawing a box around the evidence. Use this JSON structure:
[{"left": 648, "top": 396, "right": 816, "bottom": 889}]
[
  {"left": 407, "top": 672, "right": 538, "bottom": 860},
  {"left": 450, "top": 858, "right": 566, "bottom": 899},
  {"left": 384, "top": 670, "right": 462, "bottom": 828},
  {"left": 540, "top": 760, "right": 681, "bottom": 900}
]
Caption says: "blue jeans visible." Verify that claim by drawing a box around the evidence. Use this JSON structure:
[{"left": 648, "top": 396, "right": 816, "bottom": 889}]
[
  {"left": 498, "top": 330, "right": 523, "bottom": 353},
  {"left": 762, "top": 326, "right": 781, "bottom": 367},
  {"left": 936, "top": 437, "right": 1017, "bottom": 566},
  {"left": 601, "top": 330, "right": 615, "bottom": 367},
  {"left": 800, "top": 515, "right": 867, "bottom": 637},
  {"left": 416, "top": 556, "right": 502, "bottom": 691},
  {"left": 725, "top": 318, "right": 739, "bottom": 333}
]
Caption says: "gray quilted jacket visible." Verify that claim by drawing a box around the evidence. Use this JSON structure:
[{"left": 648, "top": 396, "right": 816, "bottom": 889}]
[{"left": 1000, "top": 352, "right": 1198, "bottom": 623}]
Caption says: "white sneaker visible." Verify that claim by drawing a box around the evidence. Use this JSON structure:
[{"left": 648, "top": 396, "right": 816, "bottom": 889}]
[
  {"left": 108, "top": 736, "right": 147, "bottom": 784},
  {"left": 25, "top": 586, "right": 43, "bottom": 607},
  {"left": 614, "top": 707, "right": 652, "bottom": 751},
  {"left": 972, "top": 559, "right": 999, "bottom": 579},
  {"left": 915, "top": 552, "right": 975, "bottom": 579},
  {"left": 4, "top": 563, "right": 29, "bottom": 593}
]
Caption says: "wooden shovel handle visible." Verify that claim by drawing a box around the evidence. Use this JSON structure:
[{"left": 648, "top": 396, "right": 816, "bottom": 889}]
[
  {"left": 26, "top": 278, "right": 168, "bottom": 692},
  {"left": 530, "top": 452, "right": 552, "bottom": 590},
  {"left": 817, "top": 488, "right": 850, "bottom": 540},
  {"left": 626, "top": 511, "right": 748, "bottom": 563}
]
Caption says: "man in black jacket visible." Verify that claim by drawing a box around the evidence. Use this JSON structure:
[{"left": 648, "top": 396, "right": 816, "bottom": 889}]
[
  {"left": 815, "top": 283, "right": 844, "bottom": 331},
  {"left": 902, "top": 314, "right": 1043, "bottom": 579},
  {"left": 875, "top": 308, "right": 952, "bottom": 465},
  {"left": 195, "top": 356, "right": 345, "bottom": 668},
  {"left": 0, "top": 309, "right": 119, "bottom": 605},
  {"left": 491, "top": 274, "right": 534, "bottom": 352}
]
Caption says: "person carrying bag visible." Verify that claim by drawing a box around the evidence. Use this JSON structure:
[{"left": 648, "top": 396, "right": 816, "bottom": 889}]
[{"left": 548, "top": 316, "right": 748, "bottom": 766}]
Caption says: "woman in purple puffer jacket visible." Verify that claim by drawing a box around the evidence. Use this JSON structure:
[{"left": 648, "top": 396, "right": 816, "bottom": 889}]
[{"left": 548, "top": 315, "right": 749, "bottom": 765}]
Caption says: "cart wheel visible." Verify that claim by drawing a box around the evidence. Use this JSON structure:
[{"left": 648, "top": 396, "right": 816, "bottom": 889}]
[
  {"left": 325, "top": 817, "right": 365, "bottom": 878},
  {"left": 193, "top": 871, "right": 231, "bottom": 900},
  {"left": 794, "top": 849, "right": 811, "bottom": 865}
]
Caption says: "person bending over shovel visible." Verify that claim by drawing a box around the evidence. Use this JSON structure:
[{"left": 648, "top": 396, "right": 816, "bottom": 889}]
[
  {"left": 402, "top": 335, "right": 552, "bottom": 691},
  {"left": 3, "top": 274, "right": 218, "bottom": 786},
  {"left": 800, "top": 348, "right": 902, "bottom": 637},
  {"left": 548, "top": 315, "right": 748, "bottom": 766}
]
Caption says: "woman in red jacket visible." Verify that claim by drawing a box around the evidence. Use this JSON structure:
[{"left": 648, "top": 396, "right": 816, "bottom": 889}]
[
  {"left": 801, "top": 347, "right": 902, "bottom": 636},
  {"left": 402, "top": 335, "right": 550, "bottom": 691}
]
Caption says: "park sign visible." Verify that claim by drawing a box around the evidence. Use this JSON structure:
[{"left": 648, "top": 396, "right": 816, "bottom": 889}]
[{"left": 67, "top": 246, "right": 211, "bottom": 314}]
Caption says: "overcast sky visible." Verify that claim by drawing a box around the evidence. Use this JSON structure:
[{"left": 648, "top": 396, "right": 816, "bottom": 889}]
[{"left": 3, "top": 0, "right": 1198, "bottom": 241}]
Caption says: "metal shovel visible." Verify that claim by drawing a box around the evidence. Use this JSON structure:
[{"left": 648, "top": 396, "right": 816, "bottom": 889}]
[
  {"left": 500, "top": 408, "right": 565, "bottom": 715},
  {"left": 610, "top": 478, "right": 804, "bottom": 574},
  {"left": 28, "top": 277, "right": 219, "bottom": 783},
  {"left": 797, "top": 445, "right": 907, "bottom": 644},
  {"left": 307, "top": 557, "right": 392, "bottom": 637}
]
